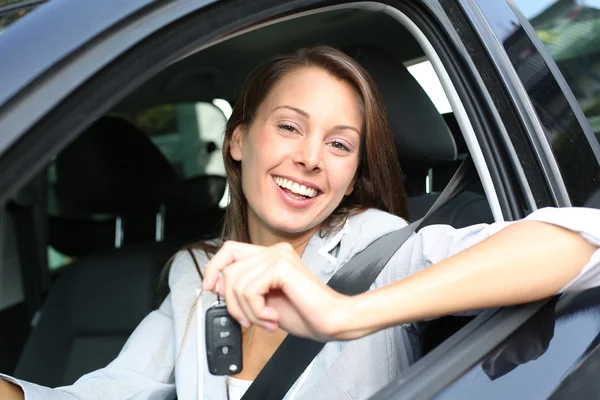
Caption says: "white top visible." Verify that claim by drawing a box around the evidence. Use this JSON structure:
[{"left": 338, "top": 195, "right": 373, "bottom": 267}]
[{"left": 228, "top": 377, "right": 253, "bottom": 400}]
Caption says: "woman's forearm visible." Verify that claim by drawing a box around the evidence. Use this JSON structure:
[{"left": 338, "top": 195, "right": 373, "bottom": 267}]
[
  {"left": 0, "top": 379, "right": 24, "bottom": 400},
  {"left": 336, "top": 221, "right": 598, "bottom": 340}
]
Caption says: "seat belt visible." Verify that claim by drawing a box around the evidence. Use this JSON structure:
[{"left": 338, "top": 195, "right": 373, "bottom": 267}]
[{"left": 241, "top": 156, "right": 476, "bottom": 400}]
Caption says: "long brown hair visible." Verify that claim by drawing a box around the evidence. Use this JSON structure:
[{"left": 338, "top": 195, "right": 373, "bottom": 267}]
[{"left": 218, "top": 45, "right": 407, "bottom": 245}]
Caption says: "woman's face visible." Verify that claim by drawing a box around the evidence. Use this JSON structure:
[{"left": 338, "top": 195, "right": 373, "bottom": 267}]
[{"left": 230, "top": 66, "right": 362, "bottom": 238}]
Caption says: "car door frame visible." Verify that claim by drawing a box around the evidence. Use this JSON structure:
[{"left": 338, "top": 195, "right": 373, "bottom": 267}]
[{"left": 0, "top": 0, "right": 575, "bottom": 394}]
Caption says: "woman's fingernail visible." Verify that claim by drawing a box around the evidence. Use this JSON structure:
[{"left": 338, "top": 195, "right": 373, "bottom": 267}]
[{"left": 241, "top": 319, "right": 250, "bottom": 328}]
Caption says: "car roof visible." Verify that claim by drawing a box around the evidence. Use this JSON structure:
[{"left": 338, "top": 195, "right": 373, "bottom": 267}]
[{"left": 0, "top": 0, "right": 155, "bottom": 108}]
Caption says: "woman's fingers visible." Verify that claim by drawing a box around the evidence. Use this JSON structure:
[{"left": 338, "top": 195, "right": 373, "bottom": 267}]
[
  {"left": 221, "top": 249, "right": 275, "bottom": 327},
  {"left": 233, "top": 253, "right": 285, "bottom": 328},
  {"left": 203, "top": 241, "right": 264, "bottom": 290},
  {"left": 205, "top": 240, "right": 343, "bottom": 338}
]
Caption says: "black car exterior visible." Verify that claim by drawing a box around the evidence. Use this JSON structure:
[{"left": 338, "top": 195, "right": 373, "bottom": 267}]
[{"left": 1, "top": 0, "right": 599, "bottom": 399}]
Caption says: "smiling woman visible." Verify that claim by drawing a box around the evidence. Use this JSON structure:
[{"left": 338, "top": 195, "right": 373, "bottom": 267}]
[
  {"left": 230, "top": 66, "right": 363, "bottom": 241},
  {"left": 219, "top": 47, "right": 407, "bottom": 246}
]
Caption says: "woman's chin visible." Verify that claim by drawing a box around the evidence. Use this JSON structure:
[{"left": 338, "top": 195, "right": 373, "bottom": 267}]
[{"left": 268, "top": 218, "right": 321, "bottom": 237}]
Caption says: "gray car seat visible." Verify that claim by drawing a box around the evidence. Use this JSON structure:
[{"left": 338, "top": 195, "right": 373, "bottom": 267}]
[
  {"left": 13, "top": 240, "right": 179, "bottom": 386},
  {"left": 48, "top": 116, "right": 180, "bottom": 257}
]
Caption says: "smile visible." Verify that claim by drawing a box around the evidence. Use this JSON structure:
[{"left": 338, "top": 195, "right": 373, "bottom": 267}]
[{"left": 273, "top": 176, "right": 320, "bottom": 198}]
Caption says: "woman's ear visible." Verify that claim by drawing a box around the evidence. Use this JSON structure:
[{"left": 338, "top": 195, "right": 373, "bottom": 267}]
[{"left": 230, "top": 125, "right": 245, "bottom": 161}]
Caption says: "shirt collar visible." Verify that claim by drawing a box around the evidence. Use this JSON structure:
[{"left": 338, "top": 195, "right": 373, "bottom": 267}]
[{"left": 305, "top": 218, "right": 349, "bottom": 266}]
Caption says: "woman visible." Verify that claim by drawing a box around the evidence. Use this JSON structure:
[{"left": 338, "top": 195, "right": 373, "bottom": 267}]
[{"left": 1, "top": 45, "right": 599, "bottom": 400}]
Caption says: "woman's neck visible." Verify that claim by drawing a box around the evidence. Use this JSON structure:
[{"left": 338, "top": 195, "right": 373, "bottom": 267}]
[{"left": 247, "top": 210, "right": 319, "bottom": 255}]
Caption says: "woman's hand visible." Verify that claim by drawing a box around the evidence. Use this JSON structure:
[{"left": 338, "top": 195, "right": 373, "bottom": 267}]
[{"left": 202, "top": 241, "right": 358, "bottom": 341}]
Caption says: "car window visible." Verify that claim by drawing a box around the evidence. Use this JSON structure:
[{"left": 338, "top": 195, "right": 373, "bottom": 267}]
[
  {"left": 513, "top": 0, "right": 600, "bottom": 146},
  {"left": 46, "top": 101, "right": 230, "bottom": 270},
  {"left": 0, "top": 0, "right": 527, "bottom": 388},
  {"left": 406, "top": 58, "right": 453, "bottom": 115},
  {"left": 510, "top": 0, "right": 600, "bottom": 208},
  {"left": 404, "top": 57, "right": 472, "bottom": 195},
  {"left": 111, "top": 101, "right": 228, "bottom": 178}
]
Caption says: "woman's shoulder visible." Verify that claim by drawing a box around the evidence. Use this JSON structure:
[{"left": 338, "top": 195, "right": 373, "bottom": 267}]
[
  {"left": 346, "top": 208, "right": 408, "bottom": 237},
  {"left": 338, "top": 208, "right": 409, "bottom": 261},
  {"left": 168, "top": 247, "right": 212, "bottom": 288}
]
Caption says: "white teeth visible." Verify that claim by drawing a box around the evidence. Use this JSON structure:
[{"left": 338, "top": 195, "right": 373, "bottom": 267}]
[{"left": 273, "top": 176, "right": 318, "bottom": 198}]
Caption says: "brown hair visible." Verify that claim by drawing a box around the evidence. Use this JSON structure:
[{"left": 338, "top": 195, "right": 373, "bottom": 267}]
[{"left": 219, "top": 45, "right": 407, "bottom": 244}]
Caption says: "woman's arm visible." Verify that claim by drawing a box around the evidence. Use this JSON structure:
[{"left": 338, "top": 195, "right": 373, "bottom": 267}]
[
  {"left": 203, "top": 208, "right": 600, "bottom": 341},
  {"left": 335, "top": 220, "right": 597, "bottom": 340}
]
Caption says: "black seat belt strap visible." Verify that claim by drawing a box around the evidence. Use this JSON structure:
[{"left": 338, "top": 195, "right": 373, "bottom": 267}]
[{"left": 242, "top": 157, "right": 475, "bottom": 400}]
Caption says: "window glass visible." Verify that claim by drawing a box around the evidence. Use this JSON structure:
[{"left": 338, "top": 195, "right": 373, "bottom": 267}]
[
  {"left": 112, "top": 101, "right": 228, "bottom": 178},
  {"left": 513, "top": 0, "right": 600, "bottom": 146},
  {"left": 46, "top": 101, "right": 230, "bottom": 270},
  {"left": 404, "top": 57, "right": 471, "bottom": 195},
  {"left": 406, "top": 58, "right": 453, "bottom": 114}
]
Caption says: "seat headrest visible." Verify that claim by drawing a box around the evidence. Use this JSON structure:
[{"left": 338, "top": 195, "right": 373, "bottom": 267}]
[
  {"left": 55, "top": 116, "right": 178, "bottom": 214},
  {"left": 352, "top": 47, "right": 457, "bottom": 167}
]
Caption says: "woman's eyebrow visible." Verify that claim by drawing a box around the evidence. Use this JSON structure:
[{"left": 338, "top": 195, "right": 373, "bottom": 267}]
[
  {"left": 271, "top": 105, "right": 310, "bottom": 118},
  {"left": 332, "top": 125, "right": 361, "bottom": 136}
]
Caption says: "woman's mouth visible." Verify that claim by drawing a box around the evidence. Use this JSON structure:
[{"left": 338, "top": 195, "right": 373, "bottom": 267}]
[{"left": 272, "top": 176, "right": 322, "bottom": 206}]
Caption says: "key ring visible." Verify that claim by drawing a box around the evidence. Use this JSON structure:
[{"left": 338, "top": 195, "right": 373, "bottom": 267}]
[{"left": 216, "top": 283, "right": 223, "bottom": 304}]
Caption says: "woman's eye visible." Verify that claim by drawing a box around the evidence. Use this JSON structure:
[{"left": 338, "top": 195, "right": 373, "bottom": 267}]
[
  {"left": 329, "top": 140, "right": 351, "bottom": 152},
  {"left": 278, "top": 124, "right": 298, "bottom": 133}
]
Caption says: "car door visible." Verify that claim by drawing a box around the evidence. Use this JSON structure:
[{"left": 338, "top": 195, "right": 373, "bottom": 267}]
[
  {"left": 371, "top": 0, "right": 600, "bottom": 399},
  {"left": 0, "top": 0, "right": 593, "bottom": 396}
]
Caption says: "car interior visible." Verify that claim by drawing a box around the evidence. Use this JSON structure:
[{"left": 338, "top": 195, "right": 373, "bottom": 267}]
[{"left": 0, "top": 7, "right": 496, "bottom": 388}]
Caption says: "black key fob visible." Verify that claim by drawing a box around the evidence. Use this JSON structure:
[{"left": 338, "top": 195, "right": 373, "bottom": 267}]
[{"left": 205, "top": 299, "right": 243, "bottom": 375}]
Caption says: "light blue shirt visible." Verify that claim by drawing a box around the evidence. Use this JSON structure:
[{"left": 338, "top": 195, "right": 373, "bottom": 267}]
[{"left": 3, "top": 207, "right": 600, "bottom": 399}]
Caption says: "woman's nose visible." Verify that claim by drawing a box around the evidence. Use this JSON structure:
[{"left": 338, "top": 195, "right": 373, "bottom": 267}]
[{"left": 293, "top": 136, "right": 323, "bottom": 171}]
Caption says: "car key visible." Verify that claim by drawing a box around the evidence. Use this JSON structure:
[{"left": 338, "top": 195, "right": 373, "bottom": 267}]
[{"left": 205, "top": 291, "right": 243, "bottom": 375}]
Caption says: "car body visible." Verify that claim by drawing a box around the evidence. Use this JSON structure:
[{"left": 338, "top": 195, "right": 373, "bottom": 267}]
[{"left": 0, "top": 0, "right": 599, "bottom": 399}]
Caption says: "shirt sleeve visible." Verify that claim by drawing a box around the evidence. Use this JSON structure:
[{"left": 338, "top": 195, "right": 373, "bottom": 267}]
[
  {"left": 384, "top": 207, "right": 600, "bottom": 294},
  {"left": 0, "top": 295, "right": 176, "bottom": 400}
]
